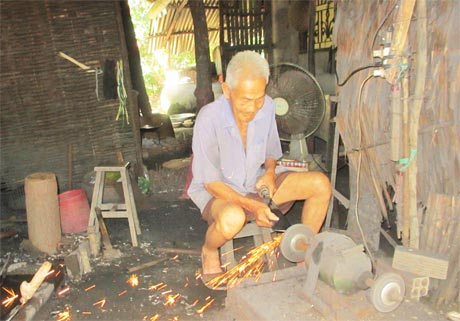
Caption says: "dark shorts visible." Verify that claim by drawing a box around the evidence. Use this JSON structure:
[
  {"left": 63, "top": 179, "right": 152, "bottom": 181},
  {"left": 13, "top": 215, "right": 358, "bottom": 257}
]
[{"left": 202, "top": 171, "right": 295, "bottom": 224}]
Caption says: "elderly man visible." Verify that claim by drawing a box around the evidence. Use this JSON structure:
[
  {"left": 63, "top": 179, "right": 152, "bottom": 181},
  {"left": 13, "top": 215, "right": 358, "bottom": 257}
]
[{"left": 188, "top": 51, "right": 331, "bottom": 286}]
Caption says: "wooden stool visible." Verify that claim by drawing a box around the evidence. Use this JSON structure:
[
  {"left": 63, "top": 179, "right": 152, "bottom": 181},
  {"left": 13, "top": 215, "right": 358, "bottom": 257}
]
[
  {"left": 87, "top": 162, "right": 141, "bottom": 249},
  {"left": 220, "top": 222, "right": 278, "bottom": 271}
]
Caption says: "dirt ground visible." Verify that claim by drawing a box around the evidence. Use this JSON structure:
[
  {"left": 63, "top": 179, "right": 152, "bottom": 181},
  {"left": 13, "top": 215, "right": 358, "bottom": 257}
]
[
  {"left": 1, "top": 131, "right": 458, "bottom": 320},
  {"left": 1, "top": 182, "right": 313, "bottom": 321},
  {"left": 1, "top": 186, "right": 232, "bottom": 321}
]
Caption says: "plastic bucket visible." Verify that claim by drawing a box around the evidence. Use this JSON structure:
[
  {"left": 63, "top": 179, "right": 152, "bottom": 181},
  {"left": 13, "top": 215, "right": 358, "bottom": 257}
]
[{"left": 59, "top": 189, "right": 90, "bottom": 233}]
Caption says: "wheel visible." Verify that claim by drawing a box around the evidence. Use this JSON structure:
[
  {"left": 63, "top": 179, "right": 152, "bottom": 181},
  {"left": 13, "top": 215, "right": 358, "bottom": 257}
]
[
  {"left": 367, "top": 272, "right": 405, "bottom": 313},
  {"left": 279, "top": 224, "right": 314, "bottom": 262}
]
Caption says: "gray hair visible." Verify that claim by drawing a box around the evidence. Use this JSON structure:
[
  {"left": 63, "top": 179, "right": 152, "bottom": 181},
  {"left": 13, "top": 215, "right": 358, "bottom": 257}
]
[{"left": 225, "top": 51, "right": 270, "bottom": 89}]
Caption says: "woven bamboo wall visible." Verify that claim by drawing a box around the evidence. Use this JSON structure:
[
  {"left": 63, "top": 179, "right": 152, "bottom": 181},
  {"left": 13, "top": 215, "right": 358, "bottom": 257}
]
[
  {"left": 0, "top": 1, "right": 138, "bottom": 193},
  {"left": 333, "top": 0, "right": 459, "bottom": 305}
]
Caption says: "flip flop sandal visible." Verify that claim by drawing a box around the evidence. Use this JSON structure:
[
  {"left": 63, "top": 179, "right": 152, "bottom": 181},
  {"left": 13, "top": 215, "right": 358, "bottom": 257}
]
[{"left": 199, "top": 270, "right": 227, "bottom": 291}]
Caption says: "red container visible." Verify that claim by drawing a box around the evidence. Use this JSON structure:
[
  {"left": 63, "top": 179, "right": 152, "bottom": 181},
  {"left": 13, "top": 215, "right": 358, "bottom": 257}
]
[{"left": 59, "top": 189, "right": 90, "bottom": 233}]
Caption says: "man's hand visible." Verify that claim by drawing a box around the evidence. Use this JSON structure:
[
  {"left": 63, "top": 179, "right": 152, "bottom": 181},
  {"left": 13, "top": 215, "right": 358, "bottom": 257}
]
[
  {"left": 255, "top": 172, "right": 276, "bottom": 199},
  {"left": 250, "top": 200, "right": 279, "bottom": 227},
  {"left": 255, "top": 159, "right": 277, "bottom": 198}
]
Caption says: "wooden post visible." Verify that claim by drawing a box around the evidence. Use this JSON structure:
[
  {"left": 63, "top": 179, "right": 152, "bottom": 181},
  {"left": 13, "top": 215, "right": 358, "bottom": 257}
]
[
  {"left": 401, "top": 73, "right": 410, "bottom": 246},
  {"left": 407, "top": 0, "right": 427, "bottom": 249},
  {"left": 24, "top": 172, "right": 61, "bottom": 254},
  {"left": 190, "top": 0, "right": 214, "bottom": 111}
]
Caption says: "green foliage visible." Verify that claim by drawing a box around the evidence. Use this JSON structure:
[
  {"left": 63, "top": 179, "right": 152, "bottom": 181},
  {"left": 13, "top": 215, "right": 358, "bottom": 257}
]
[
  {"left": 137, "top": 176, "right": 151, "bottom": 194},
  {"left": 128, "top": 0, "right": 165, "bottom": 104},
  {"left": 128, "top": 0, "right": 198, "bottom": 110},
  {"left": 171, "top": 51, "right": 196, "bottom": 70}
]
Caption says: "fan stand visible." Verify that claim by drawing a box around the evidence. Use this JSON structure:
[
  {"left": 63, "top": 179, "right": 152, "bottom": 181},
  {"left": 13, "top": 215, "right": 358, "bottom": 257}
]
[{"left": 288, "top": 133, "right": 312, "bottom": 162}]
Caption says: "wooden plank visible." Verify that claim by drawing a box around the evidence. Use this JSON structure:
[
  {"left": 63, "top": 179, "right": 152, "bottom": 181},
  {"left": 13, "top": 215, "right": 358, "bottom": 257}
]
[{"left": 392, "top": 245, "right": 449, "bottom": 279}]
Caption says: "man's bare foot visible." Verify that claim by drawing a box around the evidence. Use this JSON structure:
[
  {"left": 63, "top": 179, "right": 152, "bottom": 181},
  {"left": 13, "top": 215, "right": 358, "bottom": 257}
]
[{"left": 201, "top": 246, "right": 223, "bottom": 275}]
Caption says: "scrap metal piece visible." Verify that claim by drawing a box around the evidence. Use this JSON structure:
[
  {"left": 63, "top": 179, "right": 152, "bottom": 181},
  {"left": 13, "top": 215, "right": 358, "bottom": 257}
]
[{"left": 1, "top": 252, "right": 12, "bottom": 286}]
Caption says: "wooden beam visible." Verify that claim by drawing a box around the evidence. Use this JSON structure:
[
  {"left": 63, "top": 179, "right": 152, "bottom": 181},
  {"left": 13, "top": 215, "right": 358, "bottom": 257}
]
[
  {"left": 165, "top": 0, "right": 189, "bottom": 41},
  {"left": 147, "top": 0, "right": 174, "bottom": 20},
  {"left": 407, "top": 0, "right": 427, "bottom": 249}
]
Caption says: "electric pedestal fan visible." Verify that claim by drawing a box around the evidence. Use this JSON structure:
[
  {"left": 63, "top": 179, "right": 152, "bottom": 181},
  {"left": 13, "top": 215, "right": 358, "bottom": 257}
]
[{"left": 266, "top": 63, "right": 326, "bottom": 162}]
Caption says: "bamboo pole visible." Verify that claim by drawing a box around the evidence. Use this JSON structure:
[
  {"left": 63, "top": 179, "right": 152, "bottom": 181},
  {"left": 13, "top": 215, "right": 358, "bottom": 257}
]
[
  {"left": 401, "top": 72, "right": 410, "bottom": 246},
  {"left": 385, "top": 0, "right": 416, "bottom": 81},
  {"left": 407, "top": 0, "right": 427, "bottom": 249},
  {"left": 391, "top": 83, "right": 402, "bottom": 161}
]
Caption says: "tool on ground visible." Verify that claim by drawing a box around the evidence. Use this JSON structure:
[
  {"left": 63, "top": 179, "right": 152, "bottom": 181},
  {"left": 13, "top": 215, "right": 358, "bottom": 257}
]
[
  {"left": 259, "top": 186, "right": 291, "bottom": 231},
  {"left": 20, "top": 261, "right": 52, "bottom": 304},
  {"left": 95, "top": 207, "right": 122, "bottom": 260},
  {"left": 280, "top": 224, "right": 405, "bottom": 313}
]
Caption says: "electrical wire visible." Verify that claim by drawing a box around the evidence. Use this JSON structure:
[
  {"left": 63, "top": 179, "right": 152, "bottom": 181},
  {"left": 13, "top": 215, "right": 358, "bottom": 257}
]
[
  {"left": 371, "top": 0, "right": 399, "bottom": 51},
  {"left": 354, "top": 73, "right": 377, "bottom": 271},
  {"left": 336, "top": 0, "right": 398, "bottom": 88},
  {"left": 335, "top": 63, "right": 382, "bottom": 87}
]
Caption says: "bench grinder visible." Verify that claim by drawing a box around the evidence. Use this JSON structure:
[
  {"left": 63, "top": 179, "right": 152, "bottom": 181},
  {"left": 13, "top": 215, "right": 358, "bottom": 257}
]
[{"left": 280, "top": 224, "right": 405, "bottom": 313}]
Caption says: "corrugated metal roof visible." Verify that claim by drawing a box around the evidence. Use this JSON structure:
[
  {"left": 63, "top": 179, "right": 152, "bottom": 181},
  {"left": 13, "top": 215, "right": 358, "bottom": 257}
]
[{"left": 147, "top": 0, "right": 220, "bottom": 56}]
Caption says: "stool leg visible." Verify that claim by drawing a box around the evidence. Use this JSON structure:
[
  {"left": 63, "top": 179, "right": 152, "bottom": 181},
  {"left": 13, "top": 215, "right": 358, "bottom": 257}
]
[
  {"left": 87, "top": 171, "right": 104, "bottom": 257},
  {"left": 126, "top": 213, "right": 139, "bottom": 247},
  {"left": 88, "top": 171, "right": 104, "bottom": 230},
  {"left": 120, "top": 168, "right": 140, "bottom": 247},
  {"left": 125, "top": 170, "right": 141, "bottom": 235}
]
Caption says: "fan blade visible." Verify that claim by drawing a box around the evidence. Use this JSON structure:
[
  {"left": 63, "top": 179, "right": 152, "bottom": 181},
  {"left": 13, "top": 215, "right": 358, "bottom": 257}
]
[{"left": 267, "top": 66, "right": 325, "bottom": 141}]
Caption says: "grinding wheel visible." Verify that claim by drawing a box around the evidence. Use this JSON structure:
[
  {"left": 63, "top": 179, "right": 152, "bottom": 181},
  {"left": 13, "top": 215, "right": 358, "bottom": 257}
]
[
  {"left": 366, "top": 272, "right": 405, "bottom": 312},
  {"left": 280, "top": 224, "right": 315, "bottom": 262}
]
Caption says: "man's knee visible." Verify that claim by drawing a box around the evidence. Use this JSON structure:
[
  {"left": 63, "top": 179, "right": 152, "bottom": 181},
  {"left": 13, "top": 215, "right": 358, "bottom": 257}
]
[
  {"left": 293, "top": 171, "right": 331, "bottom": 200},
  {"left": 311, "top": 171, "right": 332, "bottom": 198},
  {"left": 215, "top": 204, "right": 246, "bottom": 240}
]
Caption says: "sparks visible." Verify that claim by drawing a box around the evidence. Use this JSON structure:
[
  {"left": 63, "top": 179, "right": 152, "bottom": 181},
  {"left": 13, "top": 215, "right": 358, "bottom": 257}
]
[
  {"left": 149, "top": 314, "right": 160, "bottom": 321},
  {"left": 196, "top": 298, "right": 215, "bottom": 314},
  {"left": 206, "top": 234, "right": 283, "bottom": 289},
  {"left": 46, "top": 269, "right": 55, "bottom": 278},
  {"left": 56, "top": 306, "right": 71, "bottom": 321},
  {"left": 84, "top": 285, "right": 96, "bottom": 292},
  {"left": 149, "top": 282, "right": 167, "bottom": 291},
  {"left": 127, "top": 274, "right": 139, "bottom": 287},
  {"left": 58, "top": 286, "right": 70, "bottom": 297},
  {"left": 93, "top": 298, "right": 106, "bottom": 308},
  {"left": 163, "top": 293, "right": 180, "bottom": 307},
  {"left": 1, "top": 287, "right": 18, "bottom": 308},
  {"left": 118, "top": 290, "right": 127, "bottom": 296}
]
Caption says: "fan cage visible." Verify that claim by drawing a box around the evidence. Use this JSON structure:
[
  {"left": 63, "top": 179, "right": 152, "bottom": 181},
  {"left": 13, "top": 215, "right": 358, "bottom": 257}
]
[{"left": 267, "top": 63, "right": 326, "bottom": 141}]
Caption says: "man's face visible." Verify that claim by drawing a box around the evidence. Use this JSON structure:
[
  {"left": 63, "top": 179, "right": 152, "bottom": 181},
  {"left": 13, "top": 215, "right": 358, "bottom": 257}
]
[{"left": 222, "top": 77, "right": 266, "bottom": 124}]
